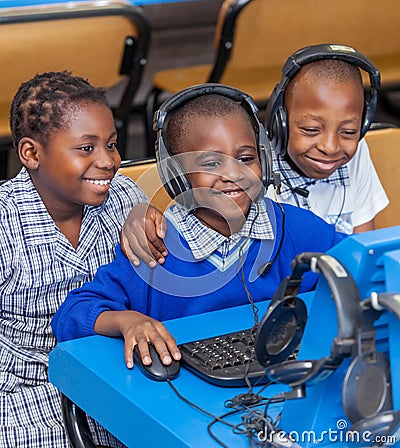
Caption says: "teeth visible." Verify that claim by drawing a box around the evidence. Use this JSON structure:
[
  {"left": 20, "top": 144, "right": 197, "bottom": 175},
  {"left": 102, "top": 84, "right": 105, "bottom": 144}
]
[
  {"left": 85, "top": 179, "right": 111, "bottom": 186},
  {"left": 224, "top": 191, "right": 241, "bottom": 196}
]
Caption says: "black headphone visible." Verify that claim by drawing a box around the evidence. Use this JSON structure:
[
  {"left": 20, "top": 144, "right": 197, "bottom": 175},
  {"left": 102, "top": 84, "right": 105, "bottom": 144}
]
[
  {"left": 342, "top": 292, "right": 400, "bottom": 444},
  {"left": 255, "top": 252, "right": 361, "bottom": 397},
  {"left": 265, "top": 43, "right": 381, "bottom": 156},
  {"left": 153, "top": 83, "right": 280, "bottom": 206}
]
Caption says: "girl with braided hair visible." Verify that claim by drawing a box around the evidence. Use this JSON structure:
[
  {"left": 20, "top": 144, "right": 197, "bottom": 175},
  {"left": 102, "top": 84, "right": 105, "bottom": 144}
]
[{"left": 1, "top": 71, "right": 147, "bottom": 447}]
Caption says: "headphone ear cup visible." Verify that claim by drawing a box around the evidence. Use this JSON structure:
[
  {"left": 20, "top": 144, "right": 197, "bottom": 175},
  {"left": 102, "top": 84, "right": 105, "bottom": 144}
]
[
  {"left": 159, "top": 156, "right": 191, "bottom": 199},
  {"left": 360, "top": 90, "right": 378, "bottom": 139},
  {"left": 257, "top": 122, "right": 275, "bottom": 190},
  {"left": 256, "top": 252, "right": 361, "bottom": 393},
  {"left": 270, "top": 106, "right": 288, "bottom": 157},
  {"left": 255, "top": 296, "right": 307, "bottom": 367},
  {"left": 342, "top": 351, "right": 392, "bottom": 424},
  {"left": 256, "top": 142, "right": 268, "bottom": 199},
  {"left": 156, "top": 137, "right": 195, "bottom": 207},
  {"left": 161, "top": 159, "right": 196, "bottom": 208}
]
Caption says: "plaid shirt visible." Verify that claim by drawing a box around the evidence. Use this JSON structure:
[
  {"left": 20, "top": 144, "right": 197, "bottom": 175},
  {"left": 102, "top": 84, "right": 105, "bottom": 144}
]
[
  {"left": 169, "top": 199, "right": 274, "bottom": 261},
  {"left": 0, "top": 168, "right": 146, "bottom": 448},
  {"left": 273, "top": 151, "right": 350, "bottom": 209}
]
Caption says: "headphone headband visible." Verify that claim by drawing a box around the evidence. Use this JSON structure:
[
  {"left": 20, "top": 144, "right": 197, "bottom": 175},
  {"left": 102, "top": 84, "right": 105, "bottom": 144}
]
[
  {"left": 266, "top": 43, "right": 381, "bottom": 156},
  {"left": 154, "top": 83, "right": 279, "bottom": 205},
  {"left": 282, "top": 44, "right": 380, "bottom": 89},
  {"left": 154, "top": 84, "right": 259, "bottom": 129},
  {"left": 292, "top": 252, "right": 361, "bottom": 344}
]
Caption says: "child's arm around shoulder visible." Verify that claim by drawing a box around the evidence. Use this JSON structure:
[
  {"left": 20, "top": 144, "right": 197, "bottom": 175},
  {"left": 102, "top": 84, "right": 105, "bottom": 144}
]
[
  {"left": 121, "top": 202, "right": 168, "bottom": 267},
  {"left": 110, "top": 173, "right": 169, "bottom": 266}
]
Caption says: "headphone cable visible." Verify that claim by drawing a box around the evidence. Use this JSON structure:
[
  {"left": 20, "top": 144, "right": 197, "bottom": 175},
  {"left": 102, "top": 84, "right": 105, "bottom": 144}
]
[
  {"left": 258, "top": 198, "right": 285, "bottom": 277},
  {"left": 333, "top": 184, "right": 347, "bottom": 230}
]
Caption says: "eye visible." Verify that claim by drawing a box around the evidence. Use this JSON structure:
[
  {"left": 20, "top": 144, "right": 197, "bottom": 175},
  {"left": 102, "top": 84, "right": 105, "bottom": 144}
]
[
  {"left": 79, "top": 145, "right": 94, "bottom": 152},
  {"left": 238, "top": 155, "right": 256, "bottom": 164},
  {"left": 199, "top": 160, "right": 220, "bottom": 169},
  {"left": 107, "top": 141, "right": 118, "bottom": 150},
  {"left": 341, "top": 129, "right": 359, "bottom": 138},
  {"left": 300, "top": 127, "right": 320, "bottom": 136}
]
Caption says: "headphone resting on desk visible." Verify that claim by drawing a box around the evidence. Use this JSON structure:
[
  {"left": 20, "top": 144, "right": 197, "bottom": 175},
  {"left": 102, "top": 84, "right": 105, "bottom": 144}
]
[
  {"left": 255, "top": 252, "right": 361, "bottom": 396},
  {"left": 265, "top": 43, "right": 381, "bottom": 157},
  {"left": 342, "top": 292, "right": 400, "bottom": 444},
  {"left": 153, "top": 83, "right": 280, "bottom": 206}
]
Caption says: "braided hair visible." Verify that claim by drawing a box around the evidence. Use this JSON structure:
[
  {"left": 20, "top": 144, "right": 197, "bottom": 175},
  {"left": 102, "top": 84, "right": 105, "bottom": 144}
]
[{"left": 10, "top": 71, "right": 109, "bottom": 149}]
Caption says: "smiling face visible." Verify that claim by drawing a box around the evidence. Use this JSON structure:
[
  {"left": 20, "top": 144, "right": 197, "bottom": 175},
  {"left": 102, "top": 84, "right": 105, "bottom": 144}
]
[
  {"left": 25, "top": 102, "right": 120, "bottom": 219},
  {"left": 175, "top": 112, "right": 262, "bottom": 236},
  {"left": 284, "top": 62, "right": 364, "bottom": 179}
]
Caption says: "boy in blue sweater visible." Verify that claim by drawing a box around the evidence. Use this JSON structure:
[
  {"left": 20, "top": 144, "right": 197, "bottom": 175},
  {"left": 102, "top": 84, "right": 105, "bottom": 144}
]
[{"left": 52, "top": 85, "right": 345, "bottom": 370}]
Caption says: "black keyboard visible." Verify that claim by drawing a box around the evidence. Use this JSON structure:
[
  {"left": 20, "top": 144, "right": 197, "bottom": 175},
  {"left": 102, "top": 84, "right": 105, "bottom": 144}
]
[{"left": 179, "top": 328, "right": 270, "bottom": 387}]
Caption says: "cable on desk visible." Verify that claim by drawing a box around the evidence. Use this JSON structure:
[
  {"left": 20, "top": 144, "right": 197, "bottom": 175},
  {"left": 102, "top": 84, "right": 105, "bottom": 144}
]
[
  {"left": 167, "top": 376, "right": 289, "bottom": 447},
  {"left": 221, "top": 392, "right": 287, "bottom": 448},
  {"left": 167, "top": 379, "right": 240, "bottom": 428},
  {"left": 230, "top": 394, "right": 287, "bottom": 448}
]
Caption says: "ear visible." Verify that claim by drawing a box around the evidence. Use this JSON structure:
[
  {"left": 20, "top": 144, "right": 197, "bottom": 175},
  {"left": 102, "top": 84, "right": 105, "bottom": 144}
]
[{"left": 18, "top": 137, "right": 42, "bottom": 170}]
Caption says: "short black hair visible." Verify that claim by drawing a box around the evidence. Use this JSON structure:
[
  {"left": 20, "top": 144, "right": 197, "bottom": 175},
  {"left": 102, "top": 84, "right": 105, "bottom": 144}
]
[
  {"left": 164, "top": 93, "right": 256, "bottom": 155},
  {"left": 285, "top": 59, "right": 363, "bottom": 106},
  {"left": 10, "top": 71, "right": 109, "bottom": 149}
]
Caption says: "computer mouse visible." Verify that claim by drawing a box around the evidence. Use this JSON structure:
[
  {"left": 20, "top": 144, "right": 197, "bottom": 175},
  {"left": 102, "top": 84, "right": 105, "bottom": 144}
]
[{"left": 133, "top": 342, "right": 180, "bottom": 381}]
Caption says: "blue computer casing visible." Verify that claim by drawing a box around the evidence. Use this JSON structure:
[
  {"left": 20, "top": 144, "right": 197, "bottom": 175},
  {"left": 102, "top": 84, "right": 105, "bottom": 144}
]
[{"left": 277, "top": 226, "right": 400, "bottom": 447}]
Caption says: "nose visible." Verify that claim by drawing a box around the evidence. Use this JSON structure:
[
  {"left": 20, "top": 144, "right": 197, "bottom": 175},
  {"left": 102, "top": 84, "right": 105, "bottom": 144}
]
[
  {"left": 95, "top": 146, "right": 118, "bottom": 170},
  {"left": 220, "top": 156, "right": 244, "bottom": 182},
  {"left": 316, "top": 132, "right": 339, "bottom": 155}
]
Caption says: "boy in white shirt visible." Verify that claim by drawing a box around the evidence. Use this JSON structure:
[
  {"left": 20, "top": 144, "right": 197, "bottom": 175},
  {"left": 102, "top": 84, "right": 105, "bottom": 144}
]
[{"left": 265, "top": 43, "right": 389, "bottom": 234}]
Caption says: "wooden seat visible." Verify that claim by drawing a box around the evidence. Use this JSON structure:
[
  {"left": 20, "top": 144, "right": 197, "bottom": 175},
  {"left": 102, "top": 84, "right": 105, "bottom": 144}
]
[
  {"left": 145, "top": 0, "right": 400, "bottom": 154},
  {"left": 0, "top": 0, "right": 150, "bottom": 161},
  {"left": 118, "top": 158, "right": 172, "bottom": 212},
  {"left": 365, "top": 127, "right": 400, "bottom": 229}
]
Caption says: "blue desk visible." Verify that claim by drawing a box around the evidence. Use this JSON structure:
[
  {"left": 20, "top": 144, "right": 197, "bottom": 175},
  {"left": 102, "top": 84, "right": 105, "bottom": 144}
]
[
  {"left": 49, "top": 301, "right": 287, "bottom": 448},
  {"left": 0, "top": 0, "right": 193, "bottom": 7},
  {"left": 49, "top": 228, "right": 400, "bottom": 447}
]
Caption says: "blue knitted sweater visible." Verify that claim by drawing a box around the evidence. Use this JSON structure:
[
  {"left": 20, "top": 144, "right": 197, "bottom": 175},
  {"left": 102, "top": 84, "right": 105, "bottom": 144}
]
[{"left": 52, "top": 200, "right": 345, "bottom": 341}]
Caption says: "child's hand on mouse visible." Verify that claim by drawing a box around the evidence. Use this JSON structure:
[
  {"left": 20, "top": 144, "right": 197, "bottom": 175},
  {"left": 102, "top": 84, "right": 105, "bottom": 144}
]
[{"left": 94, "top": 310, "right": 181, "bottom": 369}]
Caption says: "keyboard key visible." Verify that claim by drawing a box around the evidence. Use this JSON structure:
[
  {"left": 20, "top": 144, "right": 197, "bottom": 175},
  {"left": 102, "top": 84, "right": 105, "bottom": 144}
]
[{"left": 179, "top": 328, "right": 274, "bottom": 387}]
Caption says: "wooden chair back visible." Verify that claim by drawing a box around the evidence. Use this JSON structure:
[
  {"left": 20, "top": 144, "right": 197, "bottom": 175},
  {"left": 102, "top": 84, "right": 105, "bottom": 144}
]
[
  {"left": 0, "top": 0, "right": 150, "bottom": 158},
  {"left": 118, "top": 159, "right": 173, "bottom": 212},
  {"left": 218, "top": 0, "right": 400, "bottom": 102},
  {"left": 153, "top": 0, "right": 400, "bottom": 104},
  {"left": 365, "top": 127, "right": 400, "bottom": 229}
]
